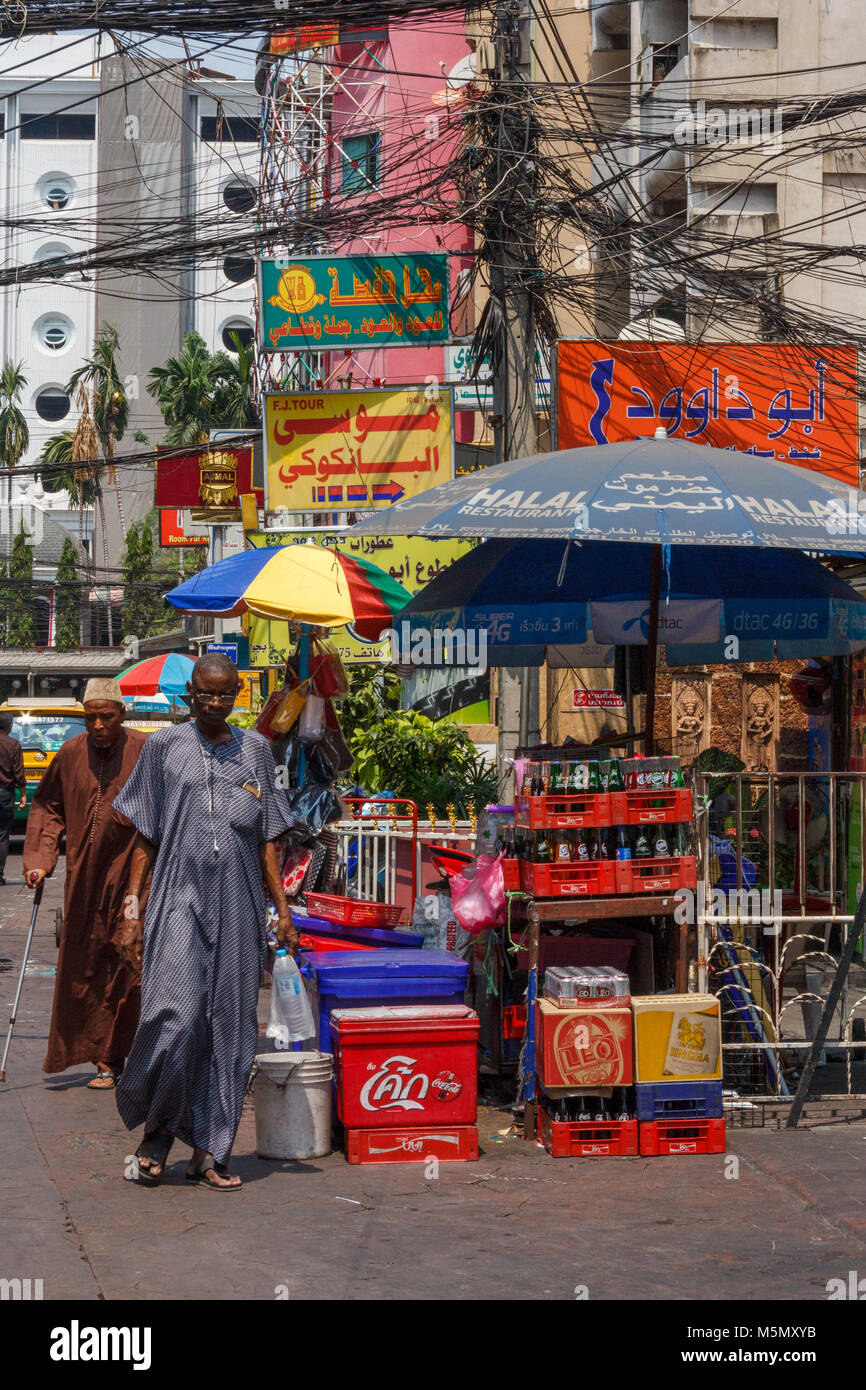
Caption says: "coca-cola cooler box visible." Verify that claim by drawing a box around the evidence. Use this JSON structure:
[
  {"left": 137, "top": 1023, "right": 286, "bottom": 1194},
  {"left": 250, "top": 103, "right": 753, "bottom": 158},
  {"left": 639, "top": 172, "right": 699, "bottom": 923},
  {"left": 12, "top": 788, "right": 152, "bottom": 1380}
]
[
  {"left": 632, "top": 994, "right": 722, "bottom": 1083},
  {"left": 330, "top": 1005, "right": 480, "bottom": 1129},
  {"left": 535, "top": 999, "right": 633, "bottom": 1089}
]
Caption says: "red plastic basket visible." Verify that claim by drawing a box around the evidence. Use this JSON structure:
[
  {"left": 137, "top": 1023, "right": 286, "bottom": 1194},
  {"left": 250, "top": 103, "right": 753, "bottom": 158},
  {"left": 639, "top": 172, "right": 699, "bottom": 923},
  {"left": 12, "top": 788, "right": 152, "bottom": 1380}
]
[
  {"left": 515, "top": 792, "right": 611, "bottom": 831},
  {"left": 614, "top": 856, "right": 697, "bottom": 895},
  {"left": 540, "top": 1109, "right": 639, "bottom": 1157},
  {"left": 304, "top": 892, "right": 404, "bottom": 928},
  {"left": 640, "top": 1118, "right": 726, "bottom": 1156},
  {"left": 519, "top": 858, "right": 617, "bottom": 898},
  {"left": 502, "top": 858, "right": 522, "bottom": 891},
  {"left": 610, "top": 788, "right": 693, "bottom": 825}
]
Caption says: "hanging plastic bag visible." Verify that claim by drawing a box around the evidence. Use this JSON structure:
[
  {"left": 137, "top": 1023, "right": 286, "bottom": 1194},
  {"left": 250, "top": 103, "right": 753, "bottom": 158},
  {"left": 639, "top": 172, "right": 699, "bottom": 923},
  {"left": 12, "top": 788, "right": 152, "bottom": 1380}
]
[
  {"left": 298, "top": 692, "right": 326, "bottom": 743},
  {"left": 309, "top": 637, "right": 348, "bottom": 700},
  {"left": 450, "top": 855, "right": 506, "bottom": 935},
  {"left": 271, "top": 680, "right": 309, "bottom": 736},
  {"left": 255, "top": 688, "right": 288, "bottom": 741}
]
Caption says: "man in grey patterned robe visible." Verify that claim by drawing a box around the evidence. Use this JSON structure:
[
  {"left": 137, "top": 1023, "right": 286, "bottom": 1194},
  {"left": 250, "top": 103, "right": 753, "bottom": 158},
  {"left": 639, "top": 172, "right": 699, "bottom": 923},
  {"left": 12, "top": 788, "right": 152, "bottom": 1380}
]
[{"left": 113, "top": 653, "right": 298, "bottom": 1190}]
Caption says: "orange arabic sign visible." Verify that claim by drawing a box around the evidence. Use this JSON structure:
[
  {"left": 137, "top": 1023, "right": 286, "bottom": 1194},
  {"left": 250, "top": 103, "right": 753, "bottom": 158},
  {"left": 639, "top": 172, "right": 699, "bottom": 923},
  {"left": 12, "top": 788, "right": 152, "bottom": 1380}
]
[{"left": 558, "top": 342, "right": 859, "bottom": 487}]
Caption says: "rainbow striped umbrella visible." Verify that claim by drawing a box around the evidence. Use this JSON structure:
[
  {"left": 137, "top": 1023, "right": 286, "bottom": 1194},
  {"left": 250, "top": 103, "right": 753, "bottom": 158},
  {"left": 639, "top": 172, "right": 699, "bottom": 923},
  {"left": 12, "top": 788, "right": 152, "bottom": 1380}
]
[
  {"left": 165, "top": 543, "right": 411, "bottom": 641},
  {"left": 118, "top": 652, "right": 195, "bottom": 698}
]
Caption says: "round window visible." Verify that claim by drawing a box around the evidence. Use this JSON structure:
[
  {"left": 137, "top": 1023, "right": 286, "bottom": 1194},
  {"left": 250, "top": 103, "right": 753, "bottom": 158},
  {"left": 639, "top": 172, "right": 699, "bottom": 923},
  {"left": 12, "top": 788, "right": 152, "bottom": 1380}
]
[
  {"left": 34, "top": 388, "right": 71, "bottom": 422},
  {"left": 223, "top": 182, "right": 255, "bottom": 214},
  {"left": 34, "top": 314, "right": 74, "bottom": 353},
  {"left": 221, "top": 319, "right": 254, "bottom": 351},
  {"left": 223, "top": 254, "right": 255, "bottom": 284},
  {"left": 36, "top": 173, "right": 76, "bottom": 212}
]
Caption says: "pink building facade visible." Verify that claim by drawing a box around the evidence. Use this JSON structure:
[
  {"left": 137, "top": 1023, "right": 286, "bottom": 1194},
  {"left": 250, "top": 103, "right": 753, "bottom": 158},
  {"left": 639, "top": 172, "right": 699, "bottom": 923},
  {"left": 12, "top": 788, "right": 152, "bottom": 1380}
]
[{"left": 326, "top": 20, "right": 474, "bottom": 443}]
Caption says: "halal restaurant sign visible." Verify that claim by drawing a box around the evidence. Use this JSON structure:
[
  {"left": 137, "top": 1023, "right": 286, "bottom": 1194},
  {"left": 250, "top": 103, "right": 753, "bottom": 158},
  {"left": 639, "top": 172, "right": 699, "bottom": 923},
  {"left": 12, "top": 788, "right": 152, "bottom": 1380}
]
[
  {"left": 558, "top": 342, "right": 859, "bottom": 487},
  {"left": 264, "top": 388, "right": 453, "bottom": 511},
  {"left": 154, "top": 445, "right": 264, "bottom": 513}
]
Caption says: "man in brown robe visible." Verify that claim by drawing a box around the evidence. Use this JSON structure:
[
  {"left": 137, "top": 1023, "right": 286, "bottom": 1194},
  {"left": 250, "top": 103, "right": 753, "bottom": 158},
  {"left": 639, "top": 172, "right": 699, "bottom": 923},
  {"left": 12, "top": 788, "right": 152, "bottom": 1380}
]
[{"left": 23, "top": 678, "right": 149, "bottom": 1088}]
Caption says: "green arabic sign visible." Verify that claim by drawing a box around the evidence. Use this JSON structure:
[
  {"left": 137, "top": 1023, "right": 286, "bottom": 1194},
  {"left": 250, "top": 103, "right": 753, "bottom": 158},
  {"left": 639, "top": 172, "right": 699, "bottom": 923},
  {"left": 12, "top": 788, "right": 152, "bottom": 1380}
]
[{"left": 258, "top": 253, "right": 450, "bottom": 352}]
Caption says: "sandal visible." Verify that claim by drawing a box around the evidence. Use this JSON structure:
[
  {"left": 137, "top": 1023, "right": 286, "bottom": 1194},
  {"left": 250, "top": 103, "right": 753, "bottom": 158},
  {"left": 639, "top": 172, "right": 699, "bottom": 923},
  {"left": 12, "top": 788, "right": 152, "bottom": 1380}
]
[
  {"left": 88, "top": 1069, "right": 119, "bottom": 1090},
  {"left": 127, "top": 1130, "right": 174, "bottom": 1187},
  {"left": 186, "top": 1154, "right": 243, "bottom": 1192}
]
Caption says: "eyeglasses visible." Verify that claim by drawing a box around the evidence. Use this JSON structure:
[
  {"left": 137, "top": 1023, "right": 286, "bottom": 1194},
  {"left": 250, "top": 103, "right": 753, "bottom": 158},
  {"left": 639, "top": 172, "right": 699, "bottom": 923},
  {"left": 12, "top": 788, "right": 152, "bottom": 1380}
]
[{"left": 191, "top": 689, "right": 236, "bottom": 706}]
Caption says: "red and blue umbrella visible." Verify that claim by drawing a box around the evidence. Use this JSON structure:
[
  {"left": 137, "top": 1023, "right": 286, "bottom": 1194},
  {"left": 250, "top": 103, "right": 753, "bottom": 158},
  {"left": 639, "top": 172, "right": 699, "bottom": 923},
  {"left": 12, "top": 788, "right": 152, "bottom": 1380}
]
[{"left": 118, "top": 652, "right": 195, "bottom": 698}]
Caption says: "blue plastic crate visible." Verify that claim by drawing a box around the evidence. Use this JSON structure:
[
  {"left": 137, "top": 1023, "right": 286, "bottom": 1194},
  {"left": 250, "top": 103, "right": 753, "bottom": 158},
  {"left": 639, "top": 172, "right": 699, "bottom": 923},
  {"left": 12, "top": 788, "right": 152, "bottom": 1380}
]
[{"left": 636, "top": 1080, "right": 723, "bottom": 1123}]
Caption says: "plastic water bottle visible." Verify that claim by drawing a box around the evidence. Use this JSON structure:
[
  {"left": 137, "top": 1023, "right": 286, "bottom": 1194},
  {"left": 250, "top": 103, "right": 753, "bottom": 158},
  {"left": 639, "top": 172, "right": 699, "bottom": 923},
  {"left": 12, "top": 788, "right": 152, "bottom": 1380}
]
[{"left": 268, "top": 950, "right": 316, "bottom": 1044}]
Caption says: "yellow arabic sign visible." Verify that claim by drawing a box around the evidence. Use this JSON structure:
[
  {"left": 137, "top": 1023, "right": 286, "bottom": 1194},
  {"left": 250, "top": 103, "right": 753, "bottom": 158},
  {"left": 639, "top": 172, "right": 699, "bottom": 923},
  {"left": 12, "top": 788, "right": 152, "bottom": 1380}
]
[
  {"left": 264, "top": 387, "right": 453, "bottom": 511},
  {"left": 245, "top": 531, "right": 474, "bottom": 667}
]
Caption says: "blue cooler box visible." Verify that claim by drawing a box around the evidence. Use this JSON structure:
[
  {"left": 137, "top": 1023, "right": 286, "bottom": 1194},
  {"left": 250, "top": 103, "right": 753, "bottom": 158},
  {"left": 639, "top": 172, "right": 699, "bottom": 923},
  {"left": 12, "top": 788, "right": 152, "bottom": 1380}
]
[{"left": 302, "top": 949, "right": 469, "bottom": 1053}]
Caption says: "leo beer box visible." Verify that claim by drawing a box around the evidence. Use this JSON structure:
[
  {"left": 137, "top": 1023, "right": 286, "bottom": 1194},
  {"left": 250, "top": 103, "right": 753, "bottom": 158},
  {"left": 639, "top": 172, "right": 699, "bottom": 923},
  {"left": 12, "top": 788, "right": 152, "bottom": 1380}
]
[
  {"left": 632, "top": 994, "right": 722, "bottom": 1083},
  {"left": 330, "top": 1005, "right": 479, "bottom": 1129},
  {"left": 535, "top": 999, "right": 633, "bottom": 1089}
]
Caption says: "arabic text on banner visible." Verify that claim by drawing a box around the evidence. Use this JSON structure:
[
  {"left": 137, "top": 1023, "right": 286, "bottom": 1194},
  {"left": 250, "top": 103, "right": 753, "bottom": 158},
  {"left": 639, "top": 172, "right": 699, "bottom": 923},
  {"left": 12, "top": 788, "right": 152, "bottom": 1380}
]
[
  {"left": 259, "top": 254, "right": 450, "bottom": 352},
  {"left": 264, "top": 387, "right": 454, "bottom": 511},
  {"left": 244, "top": 531, "right": 474, "bottom": 667},
  {"left": 558, "top": 342, "right": 859, "bottom": 487}
]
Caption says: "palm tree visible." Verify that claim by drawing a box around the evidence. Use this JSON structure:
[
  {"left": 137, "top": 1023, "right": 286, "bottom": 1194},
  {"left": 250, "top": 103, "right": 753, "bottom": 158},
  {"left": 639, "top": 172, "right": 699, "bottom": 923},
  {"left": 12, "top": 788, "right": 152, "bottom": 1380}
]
[
  {"left": 0, "top": 360, "right": 29, "bottom": 641},
  {"left": 212, "top": 333, "right": 260, "bottom": 429},
  {"left": 66, "top": 323, "right": 129, "bottom": 537},
  {"left": 0, "top": 360, "right": 29, "bottom": 469},
  {"left": 147, "top": 331, "right": 225, "bottom": 445},
  {"left": 40, "top": 431, "right": 89, "bottom": 504}
]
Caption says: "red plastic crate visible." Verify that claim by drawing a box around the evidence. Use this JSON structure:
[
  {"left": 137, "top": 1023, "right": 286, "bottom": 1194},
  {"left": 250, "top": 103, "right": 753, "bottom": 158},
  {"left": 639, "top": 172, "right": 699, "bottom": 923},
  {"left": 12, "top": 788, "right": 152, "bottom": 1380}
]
[
  {"left": 502, "top": 1004, "right": 526, "bottom": 1039},
  {"left": 304, "top": 892, "right": 403, "bottom": 928},
  {"left": 614, "top": 855, "right": 697, "bottom": 895},
  {"left": 610, "top": 788, "right": 693, "bottom": 826},
  {"left": 515, "top": 792, "right": 611, "bottom": 831},
  {"left": 520, "top": 857, "right": 617, "bottom": 898},
  {"left": 540, "top": 1108, "right": 639, "bottom": 1157},
  {"left": 640, "top": 1117, "right": 726, "bottom": 1156},
  {"left": 502, "top": 858, "right": 522, "bottom": 891},
  {"left": 345, "top": 1124, "right": 479, "bottom": 1164}
]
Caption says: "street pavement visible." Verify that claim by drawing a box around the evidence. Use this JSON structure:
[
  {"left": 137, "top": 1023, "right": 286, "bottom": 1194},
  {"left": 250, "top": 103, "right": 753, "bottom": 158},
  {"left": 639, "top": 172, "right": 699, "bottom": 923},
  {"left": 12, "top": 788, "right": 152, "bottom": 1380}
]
[{"left": 3, "top": 851, "right": 866, "bottom": 1303}]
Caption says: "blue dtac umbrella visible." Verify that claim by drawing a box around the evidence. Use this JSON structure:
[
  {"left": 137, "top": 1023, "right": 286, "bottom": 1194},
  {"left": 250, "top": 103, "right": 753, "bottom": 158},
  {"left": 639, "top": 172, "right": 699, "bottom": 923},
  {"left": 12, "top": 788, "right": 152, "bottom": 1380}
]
[
  {"left": 403, "top": 539, "right": 866, "bottom": 666},
  {"left": 348, "top": 435, "right": 864, "bottom": 551}
]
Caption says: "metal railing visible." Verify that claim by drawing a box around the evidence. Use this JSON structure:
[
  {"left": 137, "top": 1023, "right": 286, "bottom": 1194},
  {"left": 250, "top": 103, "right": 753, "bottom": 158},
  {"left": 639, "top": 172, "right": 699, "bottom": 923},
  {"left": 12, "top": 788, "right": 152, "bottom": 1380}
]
[
  {"left": 334, "top": 798, "right": 475, "bottom": 918},
  {"left": 695, "top": 771, "right": 866, "bottom": 1098}
]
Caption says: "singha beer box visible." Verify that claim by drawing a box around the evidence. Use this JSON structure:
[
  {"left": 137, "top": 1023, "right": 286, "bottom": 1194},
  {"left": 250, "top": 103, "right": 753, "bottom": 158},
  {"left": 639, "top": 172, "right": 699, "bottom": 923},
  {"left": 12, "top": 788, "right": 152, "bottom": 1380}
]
[
  {"left": 632, "top": 995, "right": 722, "bottom": 1082},
  {"left": 535, "top": 999, "right": 633, "bottom": 1089},
  {"left": 330, "top": 1005, "right": 479, "bottom": 1130}
]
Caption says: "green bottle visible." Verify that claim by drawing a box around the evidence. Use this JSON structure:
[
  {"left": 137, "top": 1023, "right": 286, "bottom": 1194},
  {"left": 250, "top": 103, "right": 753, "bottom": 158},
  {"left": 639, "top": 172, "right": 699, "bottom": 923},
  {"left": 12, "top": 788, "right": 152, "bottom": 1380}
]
[
  {"left": 587, "top": 761, "right": 602, "bottom": 792},
  {"left": 634, "top": 829, "right": 651, "bottom": 859},
  {"left": 607, "top": 758, "right": 625, "bottom": 792}
]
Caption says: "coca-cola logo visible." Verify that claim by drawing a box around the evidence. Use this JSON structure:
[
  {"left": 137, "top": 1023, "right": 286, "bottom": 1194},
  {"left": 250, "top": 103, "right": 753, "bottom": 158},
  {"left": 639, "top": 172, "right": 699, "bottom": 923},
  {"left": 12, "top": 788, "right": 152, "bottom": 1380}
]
[
  {"left": 431, "top": 1069, "right": 462, "bottom": 1102},
  {"left": 359, "top": 1054, "right": 431, "bottom": 1112}
]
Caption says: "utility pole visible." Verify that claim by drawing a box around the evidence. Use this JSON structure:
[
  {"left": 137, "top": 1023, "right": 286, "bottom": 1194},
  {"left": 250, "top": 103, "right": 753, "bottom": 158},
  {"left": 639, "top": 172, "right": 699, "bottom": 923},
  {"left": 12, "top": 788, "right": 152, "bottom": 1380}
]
[{"left": 486, "top": 0, "right": 541, "bottom": 790}]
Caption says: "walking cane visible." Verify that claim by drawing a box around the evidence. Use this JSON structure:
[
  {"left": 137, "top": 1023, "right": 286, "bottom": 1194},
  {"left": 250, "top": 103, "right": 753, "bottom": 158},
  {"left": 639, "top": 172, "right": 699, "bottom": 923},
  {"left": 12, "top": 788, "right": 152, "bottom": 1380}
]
[{"left": 0, "top": 881, "right": 45, "bottom": 1083}]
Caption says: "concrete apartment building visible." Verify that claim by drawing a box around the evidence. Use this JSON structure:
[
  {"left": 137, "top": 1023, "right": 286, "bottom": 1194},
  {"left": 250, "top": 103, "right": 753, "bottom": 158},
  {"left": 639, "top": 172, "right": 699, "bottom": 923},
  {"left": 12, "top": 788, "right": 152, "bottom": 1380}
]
[
  {"left": 0, "top": 35, "right": 259, "bottom": 569},
  {"left": 584, "top": 0, "right": 866, "bottom": 347}
]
